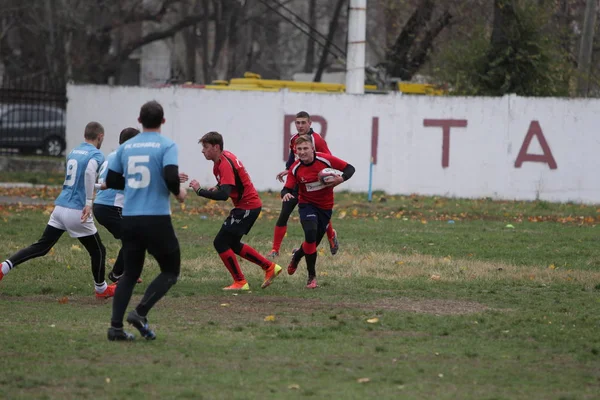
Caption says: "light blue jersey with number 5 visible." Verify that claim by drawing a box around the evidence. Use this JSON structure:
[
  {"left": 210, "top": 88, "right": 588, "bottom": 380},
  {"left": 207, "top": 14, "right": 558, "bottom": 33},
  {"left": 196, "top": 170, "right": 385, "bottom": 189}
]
[{"left": 109, "top": 131, "right": 178, "bottom": 216}]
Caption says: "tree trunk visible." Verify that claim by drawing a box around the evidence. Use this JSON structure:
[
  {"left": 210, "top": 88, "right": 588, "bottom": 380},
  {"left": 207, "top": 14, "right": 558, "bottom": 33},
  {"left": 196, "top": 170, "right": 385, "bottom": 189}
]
[
  {"left": 201, "top": 0, "right": 211, "bottom": 83},
  {"left": 577, "top": 0, "right": 597, "bottom": 96},
  {"left": 303, "top": 0, "right": 317, "bottom": 73},
  {"left": 314, "top": 0, "right": 346, "bottom": 82},
  {"left": 384, "top": 0, "right": 451, "bottom": 81}
]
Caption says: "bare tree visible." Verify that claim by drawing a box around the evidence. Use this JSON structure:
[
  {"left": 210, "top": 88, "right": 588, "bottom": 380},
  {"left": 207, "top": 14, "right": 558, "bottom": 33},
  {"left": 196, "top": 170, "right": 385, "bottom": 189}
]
[
  {"left": 384, "top": 0, "right": 453, "bottom": 81},
  {"left": 314, "top": 0, "right": 347, "bottom": 82},
  {"left": 303, "top": 0, "right": 317, "bottom": 73}
]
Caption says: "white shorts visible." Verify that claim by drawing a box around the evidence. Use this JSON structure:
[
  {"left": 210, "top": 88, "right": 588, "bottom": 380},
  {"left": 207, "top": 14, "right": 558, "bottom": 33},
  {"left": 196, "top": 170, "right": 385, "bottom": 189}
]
[{"left": 48, "top": 205, "right": 98, "bottom": 238}]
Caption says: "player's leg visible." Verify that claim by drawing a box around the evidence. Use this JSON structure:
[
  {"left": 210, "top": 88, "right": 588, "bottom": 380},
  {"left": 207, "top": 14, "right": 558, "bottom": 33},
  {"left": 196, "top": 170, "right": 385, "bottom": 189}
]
[
  {"left": 214, "top": 216, "right": 248, "bottom": 290},
  {"left": 127, "top": 216, "right": 181, "bottom": 340},
  {"left": 77, "top": 233, "right": 113, "bottom": 298},
  {"left": 299, "top": 218, "right": 319, "bottom": 288},
  {"left": 0, "top": 224, "right": 64, "bottom": 281},
  {"left": 228, "top": 207, "right": 282, "bottom": 288},
  {"left": 108, "top": 216, "right": 145, "bottom": 341},
  {"left": 269, "top": 195, "right": 298, "bottom": 258},
  {"left": 326, "top": 222, "right": 339, "bottom": 255},
  {"left": 93, "top": 204, "right": 126, "bottom": 282},
  {"left": 60, "top": 205, "right": 112, "bottom": 298}
]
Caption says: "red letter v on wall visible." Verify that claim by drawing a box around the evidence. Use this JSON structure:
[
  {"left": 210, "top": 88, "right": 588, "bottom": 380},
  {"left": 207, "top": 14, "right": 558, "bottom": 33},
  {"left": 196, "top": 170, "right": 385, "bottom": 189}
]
[{"left": 514, "top": 121, "right": 558, "bottom": 170}]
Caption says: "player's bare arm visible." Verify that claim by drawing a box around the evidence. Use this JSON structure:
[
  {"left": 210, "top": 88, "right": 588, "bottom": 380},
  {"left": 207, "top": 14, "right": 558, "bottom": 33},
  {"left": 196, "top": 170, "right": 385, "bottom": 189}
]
[{"left": 276, "top": 169, "right": 288, "bottom": 182}]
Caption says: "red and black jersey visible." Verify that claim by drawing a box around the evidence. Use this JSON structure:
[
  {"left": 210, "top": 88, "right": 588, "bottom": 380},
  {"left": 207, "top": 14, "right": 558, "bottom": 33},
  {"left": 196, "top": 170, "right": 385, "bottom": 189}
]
[
  {"left": 214, "top": 150, "right": 262, "bottom": 209},
  {"left": 284, "top": 152, "right": 348, "bottom": 210},
  {"left": 289, "top": 130, "right": 331, "bottom": 155}
]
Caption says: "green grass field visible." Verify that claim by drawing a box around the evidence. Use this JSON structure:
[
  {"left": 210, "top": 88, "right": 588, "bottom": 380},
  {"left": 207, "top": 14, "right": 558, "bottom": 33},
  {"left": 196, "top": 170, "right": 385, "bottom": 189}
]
[{"left": 1, "top": 187, "right": 599, "bottom": 399}]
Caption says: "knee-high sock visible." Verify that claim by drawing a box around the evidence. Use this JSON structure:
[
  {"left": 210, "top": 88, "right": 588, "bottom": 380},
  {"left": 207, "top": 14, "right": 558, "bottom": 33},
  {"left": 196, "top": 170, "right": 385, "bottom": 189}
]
[
  {"left": 306, "top": 252, "right": 317, "bottom": 278},
  {"left": 238, "top": 244, "right": 273, "bottom": 271},
  {"left": 302, "top": 241, "right": 317, "bottom": 277},
  {"left": 219, "top": 249, "right": 245, "bottom": 281},
  {"left": 272, "top": 225, "right": 287, "bottom": 252},
  {"left": 326, "top": 222, "right": 335, "bottom": 242}
]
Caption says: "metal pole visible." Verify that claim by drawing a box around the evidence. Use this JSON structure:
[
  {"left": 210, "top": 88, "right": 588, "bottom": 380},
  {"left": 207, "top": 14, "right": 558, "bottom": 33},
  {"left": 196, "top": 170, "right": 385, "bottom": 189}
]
[{"left": 346, "top": 0, "right": 366, "bottom": 94}]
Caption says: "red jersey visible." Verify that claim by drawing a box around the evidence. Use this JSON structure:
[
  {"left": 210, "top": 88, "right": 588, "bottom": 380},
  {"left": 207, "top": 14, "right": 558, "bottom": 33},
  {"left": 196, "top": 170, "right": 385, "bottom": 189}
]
[
  {"left": 214, "top": 150, "right": 262, "bottom": 209},
  {"left": 284, "top": 152, "right": 348, "bottom": 210},
  {"left": 289, "top": 131, "right": 331, "bottom": 155}
]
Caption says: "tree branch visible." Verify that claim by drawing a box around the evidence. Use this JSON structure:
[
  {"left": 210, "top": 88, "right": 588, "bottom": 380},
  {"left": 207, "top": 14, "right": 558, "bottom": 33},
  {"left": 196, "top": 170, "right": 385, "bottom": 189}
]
[{"left": 103, "top": 12, "right": 215, "bottom": 77}]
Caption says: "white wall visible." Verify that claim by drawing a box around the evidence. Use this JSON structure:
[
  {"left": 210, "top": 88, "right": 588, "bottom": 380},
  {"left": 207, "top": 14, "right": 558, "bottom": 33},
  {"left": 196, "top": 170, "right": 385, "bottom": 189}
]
[{"left": 66, "top": 84, "right": 600, "bottom": 203}]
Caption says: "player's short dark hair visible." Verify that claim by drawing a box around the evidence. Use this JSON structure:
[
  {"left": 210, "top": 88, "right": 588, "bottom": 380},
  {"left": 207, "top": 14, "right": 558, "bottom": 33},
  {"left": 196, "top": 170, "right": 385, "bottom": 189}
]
[
  {"left": 84, "top": 121, "right": 104, "bottom": 140},
  {"left": 296, "top": 111, "right": 311, "bottom": 120},
  {"left": 119, "top": 127, "right": 140, "bottom": 144},
  {"left": 139, "top": 101, "right": 164, "bottom": 129},
  {"left": 199, "top": 131, "right": 224, "bottom": 150}
]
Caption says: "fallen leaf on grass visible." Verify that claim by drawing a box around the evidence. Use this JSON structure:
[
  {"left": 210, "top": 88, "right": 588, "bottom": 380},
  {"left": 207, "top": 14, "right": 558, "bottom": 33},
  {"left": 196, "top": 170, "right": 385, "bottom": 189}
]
[
  {"left": 181, "top": 225, "right": 188, "bottom": 229},
  {"left": 264, "top": 315, "right": 276, "bottom": 322},
  {"left": 288, "top": 384, "right": 300, "bottom": 390},
  {"left": 105, "top": 377, "right": 111, "bottom": 384},
  {"left": 71, "top": 245, "right": 81, "bottom": 251},
  {"left": 366, "top": 318, "right": 379, "bottom": 324},
  {"left": 58, "top": 297, "right": 69, "bottom": 304},
  {"left": 430, "top": 274, "right": 441, "bottom": 281},
  {"left": 357, "top": 378, "right": 370, "bottom": 383},
  {"left": 220, "top": 303, "right": 230, "bottom": 307},
  {"left": 338, "top": 211, "right": 347, "bottom": 219}
]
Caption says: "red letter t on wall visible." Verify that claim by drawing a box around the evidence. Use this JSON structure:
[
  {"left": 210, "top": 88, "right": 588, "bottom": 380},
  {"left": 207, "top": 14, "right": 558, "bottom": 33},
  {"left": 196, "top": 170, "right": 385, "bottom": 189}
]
[{"left": 423, "top": 119, "right": 468, "bottom": 168}]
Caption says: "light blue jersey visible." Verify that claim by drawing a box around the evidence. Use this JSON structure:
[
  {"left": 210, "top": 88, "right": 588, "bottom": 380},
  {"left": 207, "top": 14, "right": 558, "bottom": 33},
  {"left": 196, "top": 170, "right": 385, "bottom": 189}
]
[
  {"left": 109, "top": 132, "right": 178, "bottom": 216},
  {"left": 95, "top": 151, "right": 124, "bottom": 208},
  {"left": 55, "top": 142, "right": 104, "bottom": 210}
]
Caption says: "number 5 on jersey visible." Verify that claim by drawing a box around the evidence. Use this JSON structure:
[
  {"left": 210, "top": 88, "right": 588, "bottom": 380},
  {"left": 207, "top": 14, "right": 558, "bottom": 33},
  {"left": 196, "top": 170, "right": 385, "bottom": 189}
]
[{"left": 128, "top": 155, "right": 151, "bottom": 189}]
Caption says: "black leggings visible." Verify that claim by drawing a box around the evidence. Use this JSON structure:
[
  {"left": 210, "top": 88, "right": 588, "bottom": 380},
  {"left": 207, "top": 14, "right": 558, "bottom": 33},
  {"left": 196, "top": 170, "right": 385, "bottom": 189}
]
[
  {"left": 93, "top": 204, "right": 124, "bottom": 277},
  {"left": 111, "top": 216, "right": 180, "bottom": 327},
  {"left": 8, "top": 224, "right": 106, "bottom": 284},
  {"left": 214, "top": 230, "right": 244, "bottom": 254},
  {"left": 275, "top": 196, "right": 298, "bottom": 227}
]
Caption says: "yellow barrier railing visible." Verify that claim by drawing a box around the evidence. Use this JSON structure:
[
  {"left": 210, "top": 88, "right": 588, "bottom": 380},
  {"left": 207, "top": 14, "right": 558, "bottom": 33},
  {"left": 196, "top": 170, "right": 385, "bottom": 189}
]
[
  {"left": 167, "top": 72, "right": 445, "bottom": 95},
  {"left": 397, "top": 82, "right": 446, "bottom": 95}
]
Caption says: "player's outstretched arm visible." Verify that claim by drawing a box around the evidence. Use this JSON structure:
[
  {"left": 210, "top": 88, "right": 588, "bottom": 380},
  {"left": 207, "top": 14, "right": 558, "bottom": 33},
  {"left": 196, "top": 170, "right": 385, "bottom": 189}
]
[
  {"left": 190, "top": 179, "right": 232, "bottom": 201},
  {"left": 276, "top": 169, "right": 288, "bottom": 182}
]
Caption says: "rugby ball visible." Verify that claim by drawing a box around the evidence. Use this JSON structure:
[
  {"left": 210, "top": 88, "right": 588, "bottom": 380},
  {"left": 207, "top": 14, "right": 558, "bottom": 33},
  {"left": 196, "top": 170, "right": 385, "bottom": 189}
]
[{"left": 318, "top": 168, "right": 343, "bottom": 184}]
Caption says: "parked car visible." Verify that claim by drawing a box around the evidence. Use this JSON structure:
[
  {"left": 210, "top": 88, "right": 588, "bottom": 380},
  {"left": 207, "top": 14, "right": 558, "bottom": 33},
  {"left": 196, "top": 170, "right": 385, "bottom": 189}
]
[{"left": 0, "top": 104, "right": 66, "bottom": 156}]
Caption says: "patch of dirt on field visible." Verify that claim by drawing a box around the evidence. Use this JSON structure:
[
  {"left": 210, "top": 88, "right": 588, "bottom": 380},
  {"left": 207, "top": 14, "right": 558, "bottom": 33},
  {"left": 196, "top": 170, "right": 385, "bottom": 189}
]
[{"left": 0, "top": 293, "right": 491, "bottom": 316}]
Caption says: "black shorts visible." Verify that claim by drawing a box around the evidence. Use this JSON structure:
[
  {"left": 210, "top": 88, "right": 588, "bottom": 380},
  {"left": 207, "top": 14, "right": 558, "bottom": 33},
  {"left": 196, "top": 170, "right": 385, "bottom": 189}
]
[
  {"left": 121, "top": 215, "right": 179, "bottom": 257},
  {"left": 298, "top": 203, "right": 332, "bottom": 234},
  {"left": 93, "top": 204, "right": 122, "bottom": 239},
  {"left": 221, "top": 207, "right": 261, "bottom": 236}
]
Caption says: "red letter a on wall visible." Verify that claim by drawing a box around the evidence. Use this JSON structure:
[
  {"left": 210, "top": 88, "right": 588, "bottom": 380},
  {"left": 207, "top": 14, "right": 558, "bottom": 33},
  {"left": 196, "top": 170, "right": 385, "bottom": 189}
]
[{"left": 514, "top": 121, "right": 557, "bottom": 170}]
